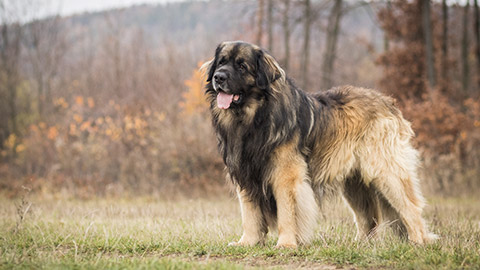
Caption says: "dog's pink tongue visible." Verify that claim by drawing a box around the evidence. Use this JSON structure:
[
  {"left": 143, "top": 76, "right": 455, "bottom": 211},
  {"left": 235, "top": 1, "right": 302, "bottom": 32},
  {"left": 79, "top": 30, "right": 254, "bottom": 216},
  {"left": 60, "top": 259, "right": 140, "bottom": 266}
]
[{"left": 217, "top": 92, "right": 234, "bottom": 109}]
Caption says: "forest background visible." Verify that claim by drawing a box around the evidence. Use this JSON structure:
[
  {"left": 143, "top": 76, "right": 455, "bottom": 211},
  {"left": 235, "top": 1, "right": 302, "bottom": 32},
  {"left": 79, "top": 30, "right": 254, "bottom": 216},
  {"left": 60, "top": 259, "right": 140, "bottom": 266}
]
[{"left": 1, "top": 0, "right": 479, "bottom": 199}]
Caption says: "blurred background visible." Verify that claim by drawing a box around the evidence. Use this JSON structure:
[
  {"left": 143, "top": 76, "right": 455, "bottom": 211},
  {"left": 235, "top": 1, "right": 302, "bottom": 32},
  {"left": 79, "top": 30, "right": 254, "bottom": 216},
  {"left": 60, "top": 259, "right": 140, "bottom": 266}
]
[{"left": 0, "top": 0, "right": 478, "bottom": 199}]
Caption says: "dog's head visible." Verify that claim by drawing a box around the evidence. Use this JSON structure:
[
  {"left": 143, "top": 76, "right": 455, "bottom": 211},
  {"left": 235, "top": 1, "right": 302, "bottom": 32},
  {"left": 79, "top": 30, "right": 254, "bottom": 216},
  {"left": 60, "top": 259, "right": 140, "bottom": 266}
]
[{"left": 204, "top": 41, "right": 284, "bottom": 110}]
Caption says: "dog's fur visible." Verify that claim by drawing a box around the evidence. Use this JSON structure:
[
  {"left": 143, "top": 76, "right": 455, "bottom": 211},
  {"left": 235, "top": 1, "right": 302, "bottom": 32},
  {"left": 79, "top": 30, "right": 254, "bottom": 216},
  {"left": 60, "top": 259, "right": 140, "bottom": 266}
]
[{"left": 204, "top": 41, "right": 437, "bottom": 248}]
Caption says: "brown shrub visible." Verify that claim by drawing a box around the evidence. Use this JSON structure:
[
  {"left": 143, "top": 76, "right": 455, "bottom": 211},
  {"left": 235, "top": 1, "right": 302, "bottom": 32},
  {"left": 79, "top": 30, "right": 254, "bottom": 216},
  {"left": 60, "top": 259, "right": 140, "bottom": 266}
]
[
  {"left": 0, "top": 65, "right": 225, "bottom": 198},
  {"left": 401, "top": 91, "right": 480, "bottom": 195}
]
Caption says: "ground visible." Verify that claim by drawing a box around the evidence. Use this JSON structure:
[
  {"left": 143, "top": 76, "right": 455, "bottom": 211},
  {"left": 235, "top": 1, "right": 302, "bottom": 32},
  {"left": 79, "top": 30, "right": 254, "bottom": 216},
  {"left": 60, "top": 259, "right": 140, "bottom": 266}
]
[{"left": 1, "top": 194, "right": 479, "bottom": 269}]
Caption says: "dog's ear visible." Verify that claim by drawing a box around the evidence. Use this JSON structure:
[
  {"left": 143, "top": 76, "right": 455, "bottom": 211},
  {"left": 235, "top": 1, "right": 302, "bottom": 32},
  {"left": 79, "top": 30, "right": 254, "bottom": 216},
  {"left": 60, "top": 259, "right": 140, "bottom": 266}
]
[
  {"left": 200, "top": 58, "right": 214, "bottom": 79},
  {"left": 206, "top": 44, "right": 223, "bottom": 82},
  {"left": 256, "top": 49, "right": 284, "bottom": 89}
]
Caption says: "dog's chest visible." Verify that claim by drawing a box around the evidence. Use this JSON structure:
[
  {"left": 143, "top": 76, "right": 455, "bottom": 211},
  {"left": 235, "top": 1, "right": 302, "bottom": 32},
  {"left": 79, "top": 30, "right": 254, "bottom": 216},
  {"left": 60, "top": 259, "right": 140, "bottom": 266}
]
[{"left": 217, "top": 125, "right": 274, "bottom": 184}]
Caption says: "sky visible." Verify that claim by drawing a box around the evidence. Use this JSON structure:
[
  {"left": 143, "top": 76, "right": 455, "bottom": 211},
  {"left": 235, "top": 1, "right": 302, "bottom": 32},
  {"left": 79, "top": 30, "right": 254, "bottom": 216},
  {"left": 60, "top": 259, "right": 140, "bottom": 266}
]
[
  {"left": 51, "top": 0, "right": 173, "bottom": 16},
  {"left": 1, "top": 0, "right": 179, "bottom": 22},
  {"left": 2, "top": 0, "right": 470, "bottom": 23},
  {"left": 40, "top": 0, "right": 472, "bottom": 18}
]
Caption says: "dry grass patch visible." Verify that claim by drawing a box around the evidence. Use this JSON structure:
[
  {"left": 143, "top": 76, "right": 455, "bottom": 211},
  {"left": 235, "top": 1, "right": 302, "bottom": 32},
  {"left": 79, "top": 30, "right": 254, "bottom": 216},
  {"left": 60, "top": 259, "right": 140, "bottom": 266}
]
[{"left": 1, "top": 195, "right": 479, "bottom": 269}]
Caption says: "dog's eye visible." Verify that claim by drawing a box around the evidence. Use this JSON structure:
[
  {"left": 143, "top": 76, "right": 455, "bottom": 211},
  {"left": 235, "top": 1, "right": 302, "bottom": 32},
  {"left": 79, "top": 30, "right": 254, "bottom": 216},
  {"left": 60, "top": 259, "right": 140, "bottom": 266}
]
[
  {"left": 238, "top": 63, "right": 247, "bottom": 72},
  {"left": 218, "top": 58, "right": 227, "bottom": 65}
]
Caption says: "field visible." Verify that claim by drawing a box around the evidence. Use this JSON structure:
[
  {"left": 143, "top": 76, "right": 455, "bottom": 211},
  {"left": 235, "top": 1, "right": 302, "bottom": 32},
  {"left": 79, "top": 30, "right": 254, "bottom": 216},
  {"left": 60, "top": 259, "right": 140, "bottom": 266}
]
[{"left": 1, "top": 194, "right": 480, "bottom": 269}]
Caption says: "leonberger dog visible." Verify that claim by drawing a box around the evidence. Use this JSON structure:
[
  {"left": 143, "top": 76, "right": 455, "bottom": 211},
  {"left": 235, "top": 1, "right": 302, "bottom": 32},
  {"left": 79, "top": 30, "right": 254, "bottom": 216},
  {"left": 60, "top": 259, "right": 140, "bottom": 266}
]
[{"left": 203, "top": 41, "right": 437, "bottom": 248}]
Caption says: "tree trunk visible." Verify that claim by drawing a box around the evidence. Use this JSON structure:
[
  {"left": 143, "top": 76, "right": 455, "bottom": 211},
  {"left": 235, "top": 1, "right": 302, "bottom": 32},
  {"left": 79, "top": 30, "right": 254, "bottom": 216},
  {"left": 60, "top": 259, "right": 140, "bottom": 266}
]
[
  {"left": 383, "top": 0, "right": 392, "bottom": 52},
  {"left": 0, "top": 23, "right": 22, "bottom": 138},
  {"left": 267, "top": 0, "right": 273, "bottom": 52},
  {"left": 441, "top": 0, "right": 448, "bottom": 93},
  {"left": 24, "top": 16, "right": 67, "bottom": 118},
  {"left": 474, "top": 0, "right": 480, "bottom": 89},
  {"left": 282, "top": 0, "right": 290, "bottom": 72},
  {"left": 422, "top": 0, "right": 436, "bottom": 88},
  {"left": 256, "top": 0, "right": 265, "bottom": 46},
  {"left": 321, "top": 0, "right": 343, "bottom": 90},
  {"left": 462, "top": 0, "right": 470, "bottom": 94},
  {"left": 301, "top": 0, "right": 311, "bottom": 90}
]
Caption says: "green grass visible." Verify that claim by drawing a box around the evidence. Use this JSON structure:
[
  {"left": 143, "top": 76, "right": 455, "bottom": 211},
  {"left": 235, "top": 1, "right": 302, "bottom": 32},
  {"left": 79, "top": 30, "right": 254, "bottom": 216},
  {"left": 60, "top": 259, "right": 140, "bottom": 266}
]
[{"left": 1, "top": 195, "right": 480, "bottom": 269}]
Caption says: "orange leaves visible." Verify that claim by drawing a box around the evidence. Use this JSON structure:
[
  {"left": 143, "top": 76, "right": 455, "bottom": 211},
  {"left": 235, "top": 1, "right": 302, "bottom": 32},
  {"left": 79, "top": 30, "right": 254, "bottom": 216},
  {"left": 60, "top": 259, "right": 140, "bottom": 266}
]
[
  {"left": 47, "top": 127, "right": 59, "bottom": 140},
  {"left": 75, "top": 96, "right": 84, "bottom": 106},
  {"left": 73, "top": 96, "right": 95, "bottom": 108},
  {"left": 2, "top": 133, "right": 25, "bottom": 155},
  {"left": 73, "top": 114, "right": 83, "bottom": 124},
  {"left": 53, "top": 97, "right": 69, "bottom": 109},
  {"left": 179, "top": 62, "right": 209, "bottom": 116},
  {"left": 87, "top": 97, "right": 95, "bottom": 108},
  {"left": 402, "top": 91, "right": 480, "bottom": 157}
]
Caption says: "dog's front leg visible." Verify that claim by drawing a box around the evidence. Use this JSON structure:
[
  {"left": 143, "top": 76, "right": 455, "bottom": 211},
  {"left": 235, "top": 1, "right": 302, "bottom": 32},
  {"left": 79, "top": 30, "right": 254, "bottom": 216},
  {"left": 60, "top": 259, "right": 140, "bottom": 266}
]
[
  {"left": 229, "top": 186, "right": 267, "bottom": 246},
  {"left": 271, "top": 177, "right": 298, "bottom": 248},
  {"left": 270, "top": 142, "right": 309, "bottom": 248}
]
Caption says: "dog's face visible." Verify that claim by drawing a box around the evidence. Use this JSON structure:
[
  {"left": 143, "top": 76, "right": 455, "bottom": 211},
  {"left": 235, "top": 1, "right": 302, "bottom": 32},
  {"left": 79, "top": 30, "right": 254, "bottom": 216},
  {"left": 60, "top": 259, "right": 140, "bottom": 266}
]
[{"left": 206, "top": 41, "right": 283, "bottom": 110}]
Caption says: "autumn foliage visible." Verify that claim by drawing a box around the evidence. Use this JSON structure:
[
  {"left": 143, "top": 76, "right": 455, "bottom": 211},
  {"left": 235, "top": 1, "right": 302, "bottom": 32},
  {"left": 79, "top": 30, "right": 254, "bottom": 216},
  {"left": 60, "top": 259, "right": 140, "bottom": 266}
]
[
  {"left": 377, "top": 0, "right": 480, "bottom": 195},
  {"left": 179, "top": 62, "right": 210, "bottom": 116},
  {"left": 0, "top": 65, "right": 222, "bottom": 198}
]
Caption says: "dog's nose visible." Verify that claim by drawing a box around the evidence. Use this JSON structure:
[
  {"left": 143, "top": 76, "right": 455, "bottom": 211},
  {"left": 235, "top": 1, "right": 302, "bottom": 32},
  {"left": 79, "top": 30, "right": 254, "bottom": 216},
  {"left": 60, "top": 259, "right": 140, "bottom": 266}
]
[{"left": 214, "top": 72, "right": 227, "bottom": 84}]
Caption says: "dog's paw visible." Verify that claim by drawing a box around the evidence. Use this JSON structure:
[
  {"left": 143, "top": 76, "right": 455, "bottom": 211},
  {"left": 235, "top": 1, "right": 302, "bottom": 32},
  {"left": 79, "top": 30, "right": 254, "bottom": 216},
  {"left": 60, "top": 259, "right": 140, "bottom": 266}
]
[
  {"left": 227, "top": 241, "right": 242, "bottom": 247},
  {"left": 275, "top": 242, "right": 297, "bottom": 249},
  {"left": 228, "top": 241, "right": 256, "bottom": 247},
  {"left": 275, "top": 234, "right": 297, "bottom": 248},
  {"left": 424, "top": 232, "right": 440, "bottom": 243}
]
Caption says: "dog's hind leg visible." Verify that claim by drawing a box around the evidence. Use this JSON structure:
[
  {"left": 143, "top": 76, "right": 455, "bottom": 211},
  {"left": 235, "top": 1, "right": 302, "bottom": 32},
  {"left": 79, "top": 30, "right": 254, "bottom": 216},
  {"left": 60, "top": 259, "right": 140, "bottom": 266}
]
[
  {"left": 343, "top": 171, "right": 382, "bottom": 240},
  {"left": 365, "top": 144, "right": 438, "bottom": 244},
  {"left": 372, "top": 173, "right": 438, "bottom": 244},
  {"left": 359, "top": 118, "right": 438, "bottom": 244},
  {"left": 377, "top": 192, "right": 408, "bottom": 240},
  {"left": 295, "top": 180, "right": 319, "bottom": 245}
]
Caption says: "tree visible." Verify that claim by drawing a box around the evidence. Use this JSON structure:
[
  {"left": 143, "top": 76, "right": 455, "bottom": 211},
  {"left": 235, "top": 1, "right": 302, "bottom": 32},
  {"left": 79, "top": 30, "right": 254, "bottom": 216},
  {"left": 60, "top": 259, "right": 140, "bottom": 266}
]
[
  {"left": 267, "top": 0, "right": 274, "bottom": 52},
  {"left": 0, "top": 2, "right": 22, "bottom": 145},
  {"left": 23, "top": 16, "right": 67, "bottom": 118},
  {"left": 282, "top": 0, "right": 291, "bottom": 71},
  {"left": 301, "top": 0, "right": 311, "bottom": 90},
  {"left": 474, "top": 0, "right": 479, "bottom": 89},
  {"left": 321, "top": 0, "right": 343, "bottom": 90},
  {"left": 441, "top": 0, "right": 448, "bottom": 93},
  {"left": 422, "top": 0, "right": 436, "bottom": 88},
  {"left": 256, "top": 0, "right": 265, "bottom": 46},
  {"left": 376, "top": 0, "right": 426, "bottom": 100},
  {"left": 383, "top": 0, "right": 392, "bottom": 52},
  {"left": 462, "top": 0, "right": 470, "bottom": 94}
]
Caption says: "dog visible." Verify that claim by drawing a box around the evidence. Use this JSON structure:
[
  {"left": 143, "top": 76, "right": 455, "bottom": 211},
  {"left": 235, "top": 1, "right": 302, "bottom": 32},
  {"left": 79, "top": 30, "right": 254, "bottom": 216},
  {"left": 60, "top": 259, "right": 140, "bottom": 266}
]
[{"left": 203, "top": 41, "right": 437, "bottom": 248}]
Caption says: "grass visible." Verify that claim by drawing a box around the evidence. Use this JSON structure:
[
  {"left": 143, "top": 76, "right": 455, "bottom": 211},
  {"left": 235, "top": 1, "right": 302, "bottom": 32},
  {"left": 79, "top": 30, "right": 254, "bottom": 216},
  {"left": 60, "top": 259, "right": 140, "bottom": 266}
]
[{"left": 1, "top": 194, "right": 480, "bottom": 269}]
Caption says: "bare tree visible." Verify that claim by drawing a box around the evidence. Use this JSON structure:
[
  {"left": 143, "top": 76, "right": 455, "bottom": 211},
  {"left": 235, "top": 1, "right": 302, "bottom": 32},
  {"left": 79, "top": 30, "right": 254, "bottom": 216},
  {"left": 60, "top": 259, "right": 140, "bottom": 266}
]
[
  {"left": 301, "top": 0, "right": 311, "bottom": 90},
  {"left": 474, "top": 0, "right": 479, "bottom": 89},
  {"left": 441, "top": 0, "right": 448, "bottom": 93},
  {"left": 0, "top": 2, "right": 22, "bottom": 143},
  {"left": 383, "top": 0, "right": 392, "bottom": 52},
  {"left": 423, "top": 0, "right": 436, "bottom": 88},
  {"left": 102, "top": 13, "right": 127, "bottom": 99},
  {"left": 267, "top": 0, "right": 273, "bottom": 52},
  {"left": 23, "top": 16, "right": 67, "bottom": 117},
  {"left": 321, "top": 0, "right": 343, "bottom": 90},
  {"left": 256, "top": 0, "right": 264, "bottom": 46},
  {"left": 282, "top": 0, "right": 290, "bottom": 71},
  {"left": 462, "top": 0, "right": 470, "bottom": 94}
]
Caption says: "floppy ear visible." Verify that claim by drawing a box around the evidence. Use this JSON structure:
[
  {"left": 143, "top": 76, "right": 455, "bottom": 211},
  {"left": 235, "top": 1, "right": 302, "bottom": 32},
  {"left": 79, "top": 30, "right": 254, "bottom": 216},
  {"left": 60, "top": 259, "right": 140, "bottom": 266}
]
[
  {"left": 200, "top": 58, "right": 214, "bottom": 79},
  {"left": 206, "top": 44, "right": 223, "bottom": 82},
  {"left": 256, "top": 50, "right": 284, "bottom": 89}
]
